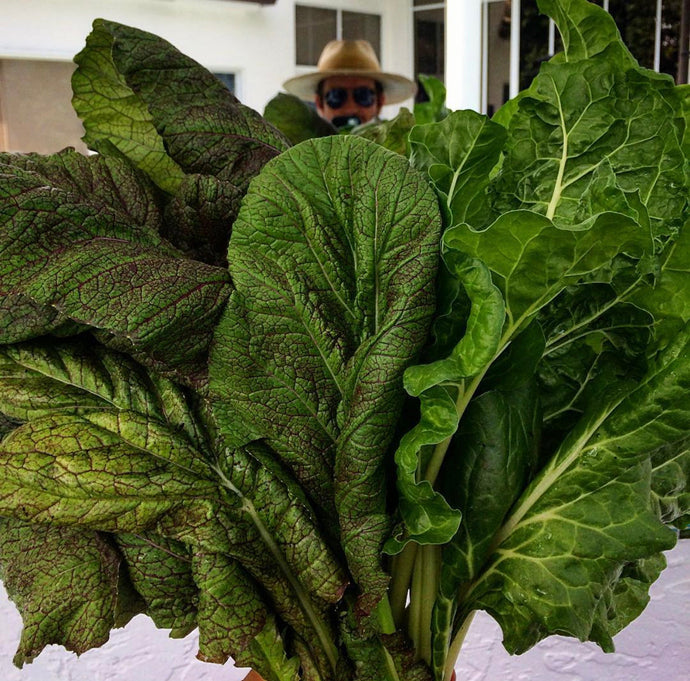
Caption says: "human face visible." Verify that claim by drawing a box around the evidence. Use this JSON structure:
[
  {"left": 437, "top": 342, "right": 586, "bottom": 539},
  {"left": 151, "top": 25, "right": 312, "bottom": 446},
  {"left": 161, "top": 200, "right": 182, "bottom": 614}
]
[{"left": 316, "top": 76, "right": 384, "bottom": 126}]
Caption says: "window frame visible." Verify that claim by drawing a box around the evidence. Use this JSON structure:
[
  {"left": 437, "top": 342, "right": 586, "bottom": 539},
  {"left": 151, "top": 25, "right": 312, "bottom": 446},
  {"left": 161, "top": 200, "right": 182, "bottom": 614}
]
[{"left": 294, "top": 3, "right": 382, "bottom": 67}]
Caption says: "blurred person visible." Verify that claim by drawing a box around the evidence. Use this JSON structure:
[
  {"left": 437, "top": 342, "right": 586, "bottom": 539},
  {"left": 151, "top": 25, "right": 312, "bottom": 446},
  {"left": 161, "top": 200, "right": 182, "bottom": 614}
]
[{"left": 283, "top": 39, "right": 416, "bottom": 128}]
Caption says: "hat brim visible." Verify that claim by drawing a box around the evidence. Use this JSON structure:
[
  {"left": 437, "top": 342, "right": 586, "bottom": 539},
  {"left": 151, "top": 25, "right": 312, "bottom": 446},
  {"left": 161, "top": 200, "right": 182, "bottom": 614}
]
[{"left": 283, "top": 69, "right": 418, "bottom": 105}]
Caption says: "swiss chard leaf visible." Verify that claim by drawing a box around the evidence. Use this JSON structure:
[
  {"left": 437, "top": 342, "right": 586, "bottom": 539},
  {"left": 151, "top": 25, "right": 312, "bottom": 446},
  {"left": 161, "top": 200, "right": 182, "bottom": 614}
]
[
  {"left": 409, "top": 110, "right": 506, "bottom": 229},
  {"left": 462, "top": 330, "right": 690, "bottom": 653},
  {"left": 210, "top": 134, "right": 442, "bottom": 611},
  {"left": 490, "top": 45, "right": 685, "bottom": 238}
]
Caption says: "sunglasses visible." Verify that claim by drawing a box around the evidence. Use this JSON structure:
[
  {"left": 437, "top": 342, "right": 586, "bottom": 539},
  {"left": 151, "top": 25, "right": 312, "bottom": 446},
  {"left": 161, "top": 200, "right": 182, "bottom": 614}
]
[{"left": 324, "top": 86, "right": 377, "bottom": 109}]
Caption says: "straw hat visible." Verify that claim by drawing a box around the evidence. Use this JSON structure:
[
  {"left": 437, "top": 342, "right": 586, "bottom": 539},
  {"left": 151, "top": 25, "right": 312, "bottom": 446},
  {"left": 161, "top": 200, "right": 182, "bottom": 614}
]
[{"left": 283, "top": 40, "right": 417, "bottom": 105}]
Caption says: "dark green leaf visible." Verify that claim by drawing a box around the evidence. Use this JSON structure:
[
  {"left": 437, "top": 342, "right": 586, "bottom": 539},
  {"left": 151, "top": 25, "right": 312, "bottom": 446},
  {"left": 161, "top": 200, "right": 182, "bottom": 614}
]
[{"left": 463, "top": 330, "right": 690, "bottom": 653}]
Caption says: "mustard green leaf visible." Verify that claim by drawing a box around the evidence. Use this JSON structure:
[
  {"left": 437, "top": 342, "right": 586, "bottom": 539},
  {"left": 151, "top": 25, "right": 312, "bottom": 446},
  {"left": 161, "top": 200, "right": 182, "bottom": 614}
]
[
  {"left": 193, "top": 551, "right": 269, "bottom": 666},
  {"left": 0, "top": 519, "right": 121, "bottom": 666},
  {"left": 73, "top": 19, "right": 288, "bottom": 194},
  {"left": 115, "top": 533, "right": 197, "bottom": 637},
  {"left": 0, "top": 153, "right": 232, "bottom": 383},
  {"left": 161, "top": 173, "right": 244, "bottom": 267},
  {"left": 210, "top": 135, "right": 442, "bottom": 610},
  {"left": 247, "top": 616, "right": 301, "bottom": 681},
  {"left": 72, "top": 22, "right": 186, "bottom": 194},
  {"left": 263, "top": 92, "right": 336, "bottom": 145},
  {"left": 0, "top": 340, "right": 206, "bottom": 449},
  {"left": 0, "top": 339, "right": 345, "bottom": 676}
]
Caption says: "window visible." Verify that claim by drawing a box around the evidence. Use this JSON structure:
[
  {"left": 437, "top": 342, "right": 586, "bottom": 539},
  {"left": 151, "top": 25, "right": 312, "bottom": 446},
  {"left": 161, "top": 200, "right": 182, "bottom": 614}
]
[
  {"left": 295, "top": 5, "right": 381, "bottom": 66},
  {"left": 213, "top": 72, "right": 236, "bottom": 93},
  {"left": 413, "top": 1, "right": 445, "bottom": 103}
]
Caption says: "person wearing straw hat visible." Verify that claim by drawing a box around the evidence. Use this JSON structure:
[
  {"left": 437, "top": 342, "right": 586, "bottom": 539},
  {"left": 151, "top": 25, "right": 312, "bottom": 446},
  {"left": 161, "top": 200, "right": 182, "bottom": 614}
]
[{"left": 283, "top": 39, "right": 417, "bottom": 129}]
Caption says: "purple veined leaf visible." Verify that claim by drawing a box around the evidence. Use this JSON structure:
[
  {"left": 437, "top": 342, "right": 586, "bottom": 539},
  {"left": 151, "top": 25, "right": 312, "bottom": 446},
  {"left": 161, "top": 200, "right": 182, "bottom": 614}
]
[
  {"left": 210, "top": 134, "right": 443, "bottom": 613},
  {"left": 72, "top": 18, "right": 289, "bottom": 196},
  {"left": 0, "top": 151, "right": 232, "bottom": 386}
]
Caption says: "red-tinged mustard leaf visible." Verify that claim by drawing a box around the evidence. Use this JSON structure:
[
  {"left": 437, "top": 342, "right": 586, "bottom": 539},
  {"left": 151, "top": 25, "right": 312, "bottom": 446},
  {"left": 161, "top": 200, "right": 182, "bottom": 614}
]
[
  {"left": 210, "top": 135, "right": 442, "bottom": 612},
  {"left": 0, "top": 519, "right": 121, "bottom": 667},
  {"left": 0, "top": 152, "right": 232, "bottom": 384},
  {"left": 193, "top": 551, "right": 268, "bottom": 665},
  {"left": 162, "top": 173, "right": 244, "bottom": 267},
  {"left": 0, "top": 342, "right": 345, "bottom": 677},
  {"left": 73, "top": 19, "right": 289, "bottom": 193},
  {"left": 116, "top": 533, "right": 198, "bottom": 637}
]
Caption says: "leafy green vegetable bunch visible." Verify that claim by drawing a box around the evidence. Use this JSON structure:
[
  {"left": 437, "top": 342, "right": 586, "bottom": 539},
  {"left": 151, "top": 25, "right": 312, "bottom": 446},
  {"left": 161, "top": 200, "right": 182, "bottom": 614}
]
[{"left": 0, "top": 1, "right": 688, "bottom": 680}]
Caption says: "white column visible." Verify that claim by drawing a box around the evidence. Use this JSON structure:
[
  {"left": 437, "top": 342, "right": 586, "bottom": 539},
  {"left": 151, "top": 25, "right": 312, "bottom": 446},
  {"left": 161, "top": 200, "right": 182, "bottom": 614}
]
[
  {"left": 445, "top": 0, "right": 483, "bottom": 112},
  {"left": 509, "top": 0, "right": 521, "bottom": 98}
]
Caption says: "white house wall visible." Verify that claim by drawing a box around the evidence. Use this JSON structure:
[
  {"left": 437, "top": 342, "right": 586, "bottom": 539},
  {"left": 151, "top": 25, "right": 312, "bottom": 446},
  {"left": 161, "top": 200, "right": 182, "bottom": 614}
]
[{"left": 0, "top": 0, "right": 414, "bottom": 119}]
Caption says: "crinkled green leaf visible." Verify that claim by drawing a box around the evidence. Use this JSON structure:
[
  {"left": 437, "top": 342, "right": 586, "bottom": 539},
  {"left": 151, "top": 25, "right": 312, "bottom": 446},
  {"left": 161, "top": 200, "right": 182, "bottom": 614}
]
[
  {"left": 0, "top": 519, "right": 121, "bottom": 667},
  {"left": 490, "top": 47, "right": 686, "bottom": 238},
  {"left": 73, "top": 19, "right": 288, "bottom": 193},
  {"left": 590, "top": 553, "right": 667, "bottom": 644},
  {"left": 650, "top": 439, "right": 690, "bottom": 528},
  {"left": 0, "top": 152, "right": 232, "bottom": 383},
  {"left": 430, "top": 332, "right": 540, "bottom": 679},
  {"left": 384, "top": 387, "right": 461, "bottom": 555},
  {"left": 538, "top": 284, "right": 652, "bottom": 436},
  {"left": 413, "top": 76, "right": 449, "bottom": 126},
  {"left": 537, "top": 0, "right": 628, "bottom": 63},
  {"left": 210, "top": 135, "right": 442, "bottom": 610},
  {"left": 404, "top": 256, "right": 505, "bottom": 397},
  {"left": 409, "top": 110, "right": 506, "bottom": 229},
  {"left": 115, "top": 533, "right": 198, "bottom": 636},
  {"left": 445, "top": 210, "right": 651, "bottom": 332},
  {"left": 632, "top": 221, "right": 690, "bottom": 325},
  {"left": 463, "top": 330, "right": 690, "bottom": 653},
  {"left": 386, "top": 257, "right": 505, "bottom": 553}
]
